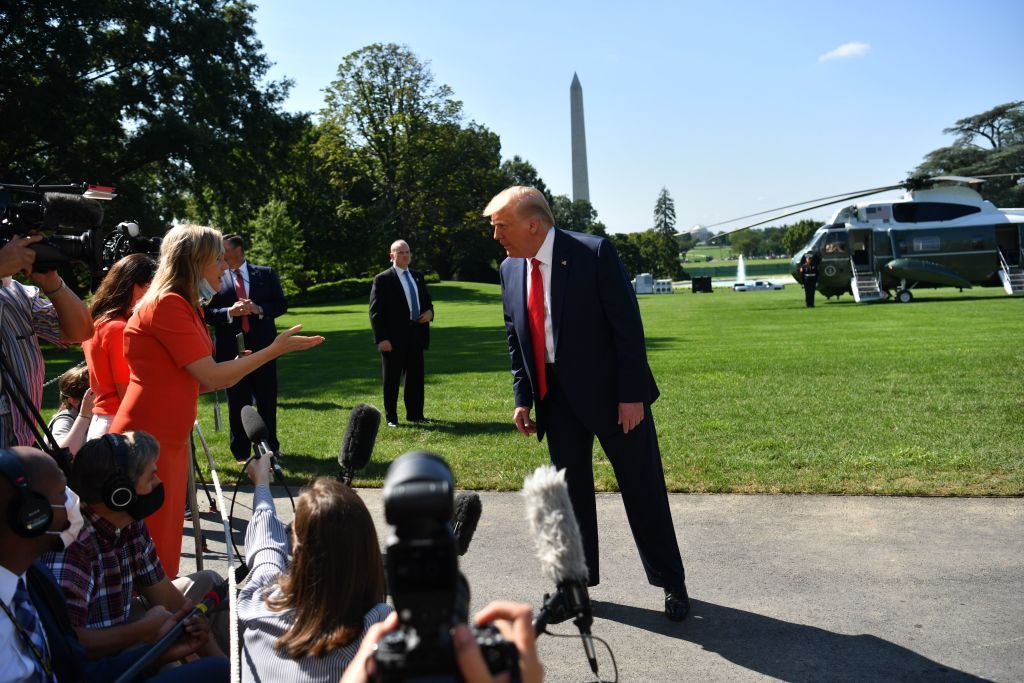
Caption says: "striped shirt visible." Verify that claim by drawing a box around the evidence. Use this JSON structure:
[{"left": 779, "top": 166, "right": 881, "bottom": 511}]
[
  {"left": 41, "top": 508, "right": 165, "bottom": 627},
  {"left": 0, "top": 277, "right": 62, "bottom": 448},
  {"left": 239, "top": 485, "right": 392, "bottom": 683}
]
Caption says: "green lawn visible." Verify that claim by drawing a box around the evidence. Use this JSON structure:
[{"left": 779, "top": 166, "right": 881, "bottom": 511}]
[{"left": 42, "top": 282, "right": 1024, "bottom": 495}]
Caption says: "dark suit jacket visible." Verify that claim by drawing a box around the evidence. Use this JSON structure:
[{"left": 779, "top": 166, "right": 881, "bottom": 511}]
[
  {"left": 27, "top": 561, "right": 145, "bottom": 682},
  {"left": 204, "top": 262, "right": 287, "bottom": 360},
  {"left": 369, "top": 267, "right": 433, "bottom": 351},
  {"left": 500, "top": 228, "right": 659, "bottom": 436}
]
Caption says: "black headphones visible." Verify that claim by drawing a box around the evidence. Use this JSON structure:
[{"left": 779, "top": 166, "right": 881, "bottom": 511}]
[
  {"left": 101, "top": 433, "right": 136, "bottom": 511},
  {"left": 0, "top": 448, "right": 54, "bottom": 538}
]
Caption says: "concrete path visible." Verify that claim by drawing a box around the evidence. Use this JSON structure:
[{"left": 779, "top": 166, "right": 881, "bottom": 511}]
[{"left": 180, "top": 486, "right": 1023, "bottom": 682}]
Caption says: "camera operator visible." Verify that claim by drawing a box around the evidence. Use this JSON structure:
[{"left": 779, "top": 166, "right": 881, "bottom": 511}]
[
  {"left": 340, "top": 602, "right": 544, "bottom": 683},
  {"left": 82, "top": 253, "right": 157, "bottom": 439},
  {"left": 41, "top": 431, "right": 228, "bottom": 661},
  {"left": 47, "top": 364, "right": 94, "bottom": 455},
  {"left": 0, "top": 445, "right": 227, "bottom": 682},
  {"left": 0, "top": 235, "right": 93, "bottom": 448},
  {"left": 239, "top": 450, "right": 392, "bottom": 683}
]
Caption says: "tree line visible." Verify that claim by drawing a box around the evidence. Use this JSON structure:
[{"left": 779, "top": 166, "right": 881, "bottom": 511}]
[{"left": 4, "top": 3, "right": 1020, "bottom": 291}]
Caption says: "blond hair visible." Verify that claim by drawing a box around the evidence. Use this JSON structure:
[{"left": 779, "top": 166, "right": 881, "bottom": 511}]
[
  {"left": 139, "top": 223, "right": 223, "bottom": 308},
  {"left": 483, "top": 186, "right": 554, "bottom": 227}
]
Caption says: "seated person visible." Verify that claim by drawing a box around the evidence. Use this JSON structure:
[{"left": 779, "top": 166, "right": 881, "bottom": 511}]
[
  {"left": 41, "top": 432, "right": 228, "bottom": 659},
  {"left": 238, "top": 452, "right": 392, "bottom": 682},
  {"left": 47, "top": 364, "right": 94, "bottom": 456},
  {"left": 0, "top": 445, "right": 227, "bottom": 682}
]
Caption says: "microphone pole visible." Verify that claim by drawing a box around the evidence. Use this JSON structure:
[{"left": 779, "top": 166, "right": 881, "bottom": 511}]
[{"left": 112, "top": 589, "right": 225, "bottom": 683}]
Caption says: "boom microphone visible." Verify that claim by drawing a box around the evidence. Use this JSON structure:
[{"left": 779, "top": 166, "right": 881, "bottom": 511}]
[
  {"left": 523, "top": 465, "right": 599, "bottom": 675},
  {"left": 451, "top": 491, "right": 482, "bottom": 556},
  {"left": 240, "top": 405, "right": 283, "bottom": 482},
  {"left": 113, "top": 585, "right": 227, "bottom": 683},
  {"left": 338, "top": 403, "right": 380, "bottom": 486},
  {"left": 41, "top": 192, "right": 104, "bottom": 228}
]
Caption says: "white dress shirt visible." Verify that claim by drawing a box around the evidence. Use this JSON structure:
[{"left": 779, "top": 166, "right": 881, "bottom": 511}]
[
  {"left": 0, "top": 565, "right": 46, "bottom": 683},
  {"left": 393, "top": 265, "right": 420, "bottom": 320},
  {"left": 526, "top": 228, "right": 556, "bottom": 363}
]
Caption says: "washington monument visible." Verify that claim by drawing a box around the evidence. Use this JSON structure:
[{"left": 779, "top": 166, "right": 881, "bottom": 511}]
[{"left": 570, "top": 72, "right": 590, "bottom": 202}]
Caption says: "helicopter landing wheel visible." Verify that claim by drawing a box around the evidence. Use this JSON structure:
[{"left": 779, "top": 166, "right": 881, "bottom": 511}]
[{"left": 896, "top": 289, "right": 913, "bottom": 304}]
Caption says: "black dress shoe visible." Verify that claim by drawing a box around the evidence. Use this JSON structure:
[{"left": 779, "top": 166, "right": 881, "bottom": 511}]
[{"left": 664, "top": 585, "right": 690, "bottom": 622}]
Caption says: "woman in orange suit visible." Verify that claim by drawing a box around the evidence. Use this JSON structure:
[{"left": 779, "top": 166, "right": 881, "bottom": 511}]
[{"left": 111, "top": 224, "right": 324, "bottom": 577}]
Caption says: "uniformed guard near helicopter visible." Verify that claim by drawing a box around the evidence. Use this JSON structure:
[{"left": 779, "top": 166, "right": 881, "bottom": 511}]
[{"left": 799, "top": 253, "right": 818, "bottom": 308}]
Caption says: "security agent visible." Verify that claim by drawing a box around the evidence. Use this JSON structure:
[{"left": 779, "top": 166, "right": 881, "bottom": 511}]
[
  {"left": 0, "top": 446, "right": 227, "bottom": 682},
  {"left": 799, "top": 253, "right": 818, "bottom": 308}
]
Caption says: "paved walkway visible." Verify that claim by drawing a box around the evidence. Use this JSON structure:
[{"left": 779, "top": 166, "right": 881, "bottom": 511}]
[{"left": 180, "top": 487, "right": 1022, "bottom": 682}]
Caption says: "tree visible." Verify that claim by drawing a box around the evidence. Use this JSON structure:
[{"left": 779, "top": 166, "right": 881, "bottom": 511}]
[
  {"left": 0, "top": 0, "right": 298, "bottom": 236},
  {"left": 500, "top": 156, "right": 554, "bottom": 207},
  {"left": 781, "top": 219, "right": 821, "bottom": 256},
  {"left": 246, "top": 199, "right": 307, "bottom": 297},
  {"left": 913, "top": 101, "right": 1024, "bottom": 208},
  {"left": 551, "top": 195, "right": 607, "bottom": 236},
  {"left": 611, "top": 230, "right": 682, "bottom": 279},
  {"left": 653, "top": 187, "right": 676, "bottom": 236},
  {"left": 317, "top": 44, "right": 505, "bottom": 279}
]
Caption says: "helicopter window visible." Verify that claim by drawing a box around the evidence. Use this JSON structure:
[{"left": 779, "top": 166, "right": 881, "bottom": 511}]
[
  {"left": 892, "top": 202, "right": 981, "bottom": 223},
  {"left": 911, "top": 236, "right": 941, "bottom": 252},
  {"left": 822, "top": 231, "right": 848, "bottom": 254}
]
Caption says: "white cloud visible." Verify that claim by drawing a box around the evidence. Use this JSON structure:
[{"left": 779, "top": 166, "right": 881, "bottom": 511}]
[{"left": 818, "top": 41, "right": 871, "bottom": 63}]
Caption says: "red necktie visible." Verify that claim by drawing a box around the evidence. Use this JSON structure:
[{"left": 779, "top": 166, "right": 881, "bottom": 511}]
[
  {"left": 233, "top": 269, "right": 250, "bottom": 333},
  {"left": 528, "top": 258, "right": 548, "bottom": 400}
]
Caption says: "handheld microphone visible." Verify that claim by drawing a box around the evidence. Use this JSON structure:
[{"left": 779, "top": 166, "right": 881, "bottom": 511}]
[
  {"left": 451, "top": 491, "right": 482, "bottom": 556},
  {"left": 338, "top": 403, "right": 380, "bottom": 486},
  {"left": 523, "top": 465, "right": 599, "bottom": 675},
  {"left": 113, "top": 585, "right": 227, "bottom": 683},
  {"left": 240, "top": 405, "right": 283, "bottom": 482}
]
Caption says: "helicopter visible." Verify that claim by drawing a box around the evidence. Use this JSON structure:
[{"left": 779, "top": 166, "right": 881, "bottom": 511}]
[{"left": 700, "top": 175, "right": 1024, "bottom": 303}]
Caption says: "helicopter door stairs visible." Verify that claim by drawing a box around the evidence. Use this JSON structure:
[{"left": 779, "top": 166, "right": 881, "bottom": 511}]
[
  {"left": 849, "top": 230, "right": 884, "bottom": 302},
  {"left": 997, "top": 248, "right": 1024, "bottom": 295}
]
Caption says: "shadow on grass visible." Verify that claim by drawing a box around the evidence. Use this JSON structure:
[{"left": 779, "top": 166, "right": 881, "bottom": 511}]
[{"left": 593, "top": 599, "right": 983, "bottom": 681}]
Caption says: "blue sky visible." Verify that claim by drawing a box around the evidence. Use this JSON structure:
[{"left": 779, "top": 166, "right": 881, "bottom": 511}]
[{"left": 253, "top": 0, "right": 1022, "bottom": 233}]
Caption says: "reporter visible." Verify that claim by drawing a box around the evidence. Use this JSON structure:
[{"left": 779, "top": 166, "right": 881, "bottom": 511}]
[
  {"left": 240, "top": 452, "right": 392, "bottom": 683},
  {"left": 83, "top": 253, "right": 157, "bottom": 439},
  {"left": 47, "top": 364, "right": 94, "bottom": 455},
  {"left": 110, "top": 224, "right": 323, "bottom": 577},
  {"left": 338, "top": 602, "right": 544, "bottom": 683}
]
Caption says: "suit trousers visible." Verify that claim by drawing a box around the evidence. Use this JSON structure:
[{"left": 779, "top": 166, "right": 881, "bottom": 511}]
[
  {"left": 540, "top": 365, "right": 685, "bottom": 590},
  {"left": 381, "top": 339, "right": 425, "bottom": 422},
  {"left": 227, "top": 360, "right": 278, "bottom": 459}
]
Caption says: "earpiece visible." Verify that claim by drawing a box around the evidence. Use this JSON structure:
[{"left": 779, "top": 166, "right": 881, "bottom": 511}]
[{"left": 0, "top": 449, "right": 53, "bottom": 538}]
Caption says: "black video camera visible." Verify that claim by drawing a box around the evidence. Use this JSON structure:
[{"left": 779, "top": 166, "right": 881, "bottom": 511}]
[
  {"left": 374, "top": 450, "right": 519, "bottom": 682},
  {"left": 0, "top": 181, "right": 161, "bottom": 274}
]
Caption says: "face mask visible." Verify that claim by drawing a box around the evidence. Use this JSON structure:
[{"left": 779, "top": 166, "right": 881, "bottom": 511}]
[
  {"left": 198, "top": 279, "right": 217, "bottom": 303},
  {"left": 125, "top": 483, "right": 165, "bottom": 521},
  {"left": 46, "top": 486, "right": 84, "bottom": 549}
]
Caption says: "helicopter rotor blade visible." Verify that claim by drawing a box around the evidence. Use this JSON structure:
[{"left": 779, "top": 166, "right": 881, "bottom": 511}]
[
  {"left": 688, "top": 181, "right": 905, "bottom": 235},
  {"left": 706, "top": 186, "right": 901, "bottom": 243}
]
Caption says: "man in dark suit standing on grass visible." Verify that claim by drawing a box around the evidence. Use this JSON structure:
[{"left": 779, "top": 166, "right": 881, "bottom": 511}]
[
  {"left": 369, "top": 239, "right": 434, "bottom": 427},
  {"left": 485, "top": 186, "right": 689, "bottom": 621},
  {"left": 205, "top": 234, "right": 288, "bottom": 461}
]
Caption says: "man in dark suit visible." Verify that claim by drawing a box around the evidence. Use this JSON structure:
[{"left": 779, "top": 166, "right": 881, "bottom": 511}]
[
  {"left": 485, "top": 186, "right": 689, "bottom": 621},
  {"left": 369, "top": 239, "right": 434, "bottom": 427},
  {"left": 204, "top": 234, "right": 288, "bottom": 461}
]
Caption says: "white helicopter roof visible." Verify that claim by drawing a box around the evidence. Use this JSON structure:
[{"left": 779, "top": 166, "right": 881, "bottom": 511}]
[{"left": 828, "top": 182, "right": 1021, "bottom": 226}]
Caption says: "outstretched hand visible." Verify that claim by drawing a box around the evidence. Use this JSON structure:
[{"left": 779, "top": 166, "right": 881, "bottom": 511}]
[{"left": 272, "top": 324, "right": 325, "bottom": 357}]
